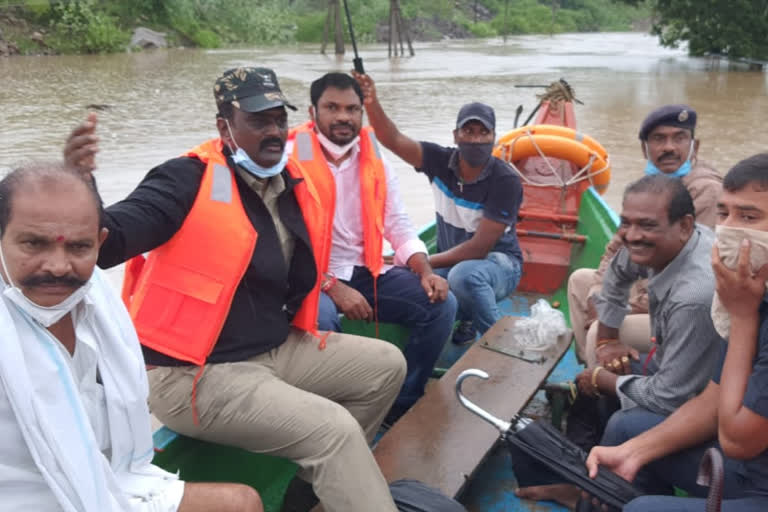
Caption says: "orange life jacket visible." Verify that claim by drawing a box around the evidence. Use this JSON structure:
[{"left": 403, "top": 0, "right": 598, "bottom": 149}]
[
  {"left": 289, "top": 121, "right": 387, "bottom": 279},
  {"left": 121, "top": 139, "right": 334, "bottom": 366}
]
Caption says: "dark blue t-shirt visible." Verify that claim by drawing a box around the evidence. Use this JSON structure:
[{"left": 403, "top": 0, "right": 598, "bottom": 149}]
[
  {"left": 712, "top": 298, "right": 768, "bottom": 495},
  {"left": 417, "top": 142, "right": 523, "bottom": 263}
]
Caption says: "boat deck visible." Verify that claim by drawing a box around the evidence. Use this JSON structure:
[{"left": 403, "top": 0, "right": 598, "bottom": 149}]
[{"left": 434, "top": 291, "right": 577, "bottom": 511}]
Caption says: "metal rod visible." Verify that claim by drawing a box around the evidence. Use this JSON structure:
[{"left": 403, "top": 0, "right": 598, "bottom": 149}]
[
  {"left": 522, "top": 101, "right": 542, "bottom": 126},
  {"left": 518, "top": 211, "right": 579, "bottom": 224},
  {"left": 516, "top": 229, "right": 587, "bottom": 244},
  {"left": 513, "top": 104, "right": 523, "bottom": 128},
  {"left": 342, "top": 0, "right": 364, "bottom": 72}
]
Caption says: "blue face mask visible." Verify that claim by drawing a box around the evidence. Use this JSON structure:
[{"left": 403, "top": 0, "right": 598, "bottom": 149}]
[
  {"left": 644, "top": 141, "right": 694, "bottom": 178},
  {"left": 226, "top": 120, "right": 287, "bottom": 179}
]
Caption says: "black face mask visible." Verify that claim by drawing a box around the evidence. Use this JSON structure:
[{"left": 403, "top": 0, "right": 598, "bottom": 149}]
[{"left": 458, "top": 142, "right": 493, "bottom": 168}]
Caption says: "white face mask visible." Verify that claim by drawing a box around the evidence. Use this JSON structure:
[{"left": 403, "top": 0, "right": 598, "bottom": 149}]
[
  {"left": 0, "top": 239, "right": 91, "bottom": 327},
  {"left": 315, "top": 128, "right": 359, "bottom": 160}
]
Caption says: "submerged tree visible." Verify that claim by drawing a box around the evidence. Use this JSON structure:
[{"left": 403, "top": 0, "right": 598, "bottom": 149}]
[{"left": 620, "top": 0, "right": 768, "bottom": 61}]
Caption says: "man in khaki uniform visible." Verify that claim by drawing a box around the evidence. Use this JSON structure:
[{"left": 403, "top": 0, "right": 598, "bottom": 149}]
[
  {"left": 64, "top": 68, "right": 406, "bottom": 512},
  {"left": 569, "top": 105, "right": 722, "bottom": 367}
]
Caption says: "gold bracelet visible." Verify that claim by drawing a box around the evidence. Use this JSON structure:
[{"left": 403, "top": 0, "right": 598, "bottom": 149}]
[{"left": 591, "top": 366, "right": 604, "bottom": 396}]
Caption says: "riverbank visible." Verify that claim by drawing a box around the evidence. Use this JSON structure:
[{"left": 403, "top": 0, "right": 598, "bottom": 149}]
[{"left": 0, "top": 0, "right": 650, "bottom": 57}]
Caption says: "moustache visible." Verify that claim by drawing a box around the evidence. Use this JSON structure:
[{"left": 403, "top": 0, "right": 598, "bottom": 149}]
[
  {"left": 20, "top": 273, "right": 88, "bottom": 289},
  {"left": 330, "top": 122, "right": 354, "bottom": 130},
  {"left": 259, "top": 138, "right": 284, "bottom": 152},
  {"left": 659, "top": 152, "right": 680, "bottom": 162}
]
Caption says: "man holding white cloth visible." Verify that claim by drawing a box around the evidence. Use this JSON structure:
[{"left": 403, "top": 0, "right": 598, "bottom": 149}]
[{"left": 0, "top": 162, "right": 261, "bottom": 512}]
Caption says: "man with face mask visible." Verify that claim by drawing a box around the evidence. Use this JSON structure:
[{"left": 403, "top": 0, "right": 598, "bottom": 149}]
[
  {"left": 585, "top": 153, "right": 768, "bottom": 512},
  {"left": 568, "top": 105, "right": 722, "bottom": 368},
  {"left": 63, "top": 67, "right": 406, "bottom": 512},
  {"left": 0, "top": 162, "right": 263, "bottom": 512},
  {"left": 352, "top": 72, "right": 524, "bottom": 345},
  {"left": 286, "top": 72, "right": 457, "bottom": 423}
]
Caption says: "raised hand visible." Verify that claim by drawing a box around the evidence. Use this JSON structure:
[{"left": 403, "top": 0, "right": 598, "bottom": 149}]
[
  {"left": 63, "top": 112, "right": 100, "bottom": 175},
  {"left": 712, "top": 240, "right": 768, "bottom": 321},
  {"left": 351, "top": 71, "right": 377, "bottom": 106}
]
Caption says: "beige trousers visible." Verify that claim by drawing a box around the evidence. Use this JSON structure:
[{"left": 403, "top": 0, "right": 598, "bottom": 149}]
[
  {"left": 568, "top": 268, "right": 652, "bottom": 367},
  {"left": 148, "top": 328, "right": 406, "bottom": 512}
]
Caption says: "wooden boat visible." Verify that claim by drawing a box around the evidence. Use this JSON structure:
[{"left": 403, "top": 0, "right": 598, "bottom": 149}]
[{"left": 151, "top": 82, "right": 619, "bottom": 512}]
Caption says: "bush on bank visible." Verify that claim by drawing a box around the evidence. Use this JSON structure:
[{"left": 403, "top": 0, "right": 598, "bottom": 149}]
[{"left": 0, "top": 0, "right": 650, "bottom": 55}]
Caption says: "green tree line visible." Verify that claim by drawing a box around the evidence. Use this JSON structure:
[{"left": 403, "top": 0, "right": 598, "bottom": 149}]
[
  {"left": 1, "top": 0, "right": 650, "bottom": 54},
  {"left": 619, "top": 0, "right": 768, "bottom": 61}
]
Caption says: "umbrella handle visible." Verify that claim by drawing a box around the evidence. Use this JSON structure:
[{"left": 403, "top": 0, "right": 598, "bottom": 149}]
[
  {"left": 455, "top": 369, "right": 513, "bottom": 434},
  {"left": 697, "top": 447, "right": 724, "bottom": 512}
]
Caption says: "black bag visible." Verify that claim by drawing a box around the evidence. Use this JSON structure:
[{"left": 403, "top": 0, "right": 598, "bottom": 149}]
[{"left": 389, "top": 479, "right": 467, "bottom": 512}]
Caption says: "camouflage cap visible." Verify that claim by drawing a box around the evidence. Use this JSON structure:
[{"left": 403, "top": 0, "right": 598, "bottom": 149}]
[{"left": 214, "top": 67, "right": 296, "bottom": 113}]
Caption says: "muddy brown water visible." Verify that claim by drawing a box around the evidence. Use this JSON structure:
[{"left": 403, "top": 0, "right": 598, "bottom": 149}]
[{"left": 1, "top": 32, "right": 766, "bottom": 249}]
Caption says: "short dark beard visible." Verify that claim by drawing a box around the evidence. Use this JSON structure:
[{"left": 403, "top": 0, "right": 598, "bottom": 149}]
[{"left": 327, "top": 122, "right": 358, "bottom": 145}]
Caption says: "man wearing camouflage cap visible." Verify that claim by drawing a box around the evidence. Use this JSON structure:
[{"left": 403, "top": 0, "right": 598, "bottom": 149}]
[
  {"left": 568, "top": 104, "right": 722, "bottom": 368},
  {"left": 64, "top": 67, "right": 405, "bottom": 512}
]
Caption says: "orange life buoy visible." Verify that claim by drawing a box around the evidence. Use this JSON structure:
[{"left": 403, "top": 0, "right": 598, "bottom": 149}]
[
  {"left": 497, "top": 124, "right": 608, "bottom": 162},
  {"left": 493, "top": 132, "right": 611, "bottom": 194}
]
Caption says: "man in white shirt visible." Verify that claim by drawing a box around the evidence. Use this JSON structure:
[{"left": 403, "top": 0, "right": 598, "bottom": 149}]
[
  {"left": 288, "top": 72, "right": 457, "bottom": 422},
  {"left": 0, "top": 161, "right": 262, "bottom": 512}
]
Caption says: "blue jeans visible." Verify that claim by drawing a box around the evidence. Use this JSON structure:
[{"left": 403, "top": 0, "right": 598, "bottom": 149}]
[
  {"left": 318, "top": 266, "right": 457, "bottom": 412},
  {"left": 624, "top": 495, "right": 768, "bottom": 511},
  {"left": 604, "top": 408, "right": 767, "bottom": 511},
  {"left": 433, "top": 251, "right": 522, "bottom": 335}
]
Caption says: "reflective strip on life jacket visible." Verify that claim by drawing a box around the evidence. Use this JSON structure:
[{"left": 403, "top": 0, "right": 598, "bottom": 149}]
[{"left": 124, "top": 139, "right": 257, "bottom": 366}]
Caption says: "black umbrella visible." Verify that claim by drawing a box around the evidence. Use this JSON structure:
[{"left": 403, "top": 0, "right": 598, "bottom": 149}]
[{"left": 456, "top": 369, "right": 642, "bottom": 510}]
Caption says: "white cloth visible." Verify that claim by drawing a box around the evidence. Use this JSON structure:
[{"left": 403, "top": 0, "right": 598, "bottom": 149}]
[
  {"left": 712, "top": 225, "right": 768, "bottom": 339},
  {"left": 324, "top": 143, "right": 427, "bottom": 280},
  {"left": 0, "top": 268, "right": 182, "bottom": 512}
]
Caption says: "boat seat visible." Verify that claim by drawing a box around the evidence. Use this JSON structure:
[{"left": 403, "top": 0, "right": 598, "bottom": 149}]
[
  {"left": 372, "top": 316, "right": 571, "bottom": 499},
  {"left": 152, "top": 426, "right": 298, "bottom": 512},
  {"left": 341, "top": 317, "right": 410, "bottom": 352}
]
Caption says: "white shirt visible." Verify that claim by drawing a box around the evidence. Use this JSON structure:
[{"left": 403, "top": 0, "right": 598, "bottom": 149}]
[
  {"left": 326, "top": 143, "right": 428, "bottom": 280},
  {"left": 0, "top": 294, "right": 181, "bottom": 512},
  {"left": 0, "top": 299, "right": 106, "bottom": 511}
]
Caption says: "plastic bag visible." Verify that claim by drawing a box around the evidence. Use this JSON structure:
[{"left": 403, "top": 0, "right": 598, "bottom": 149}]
[{"left": 512, "top": 299, "right": 567, "bottom": 351}]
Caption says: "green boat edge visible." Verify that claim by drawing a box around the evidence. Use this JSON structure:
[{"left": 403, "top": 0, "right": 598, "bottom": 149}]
[{"left": 151, "top": 186, "right": 619, "bottom": 512}]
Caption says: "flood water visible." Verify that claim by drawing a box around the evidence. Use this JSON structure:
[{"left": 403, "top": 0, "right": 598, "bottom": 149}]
[{"left": 2, "top": 32, "right": 767, "bottom": 229}]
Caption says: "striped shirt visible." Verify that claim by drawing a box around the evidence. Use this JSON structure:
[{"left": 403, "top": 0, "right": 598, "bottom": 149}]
[
  {"left": 417, "top": 142, "right": 523, "bottom": 263},
  {"left": 595, "top": 226, "right": 723, "bottom": 415}
]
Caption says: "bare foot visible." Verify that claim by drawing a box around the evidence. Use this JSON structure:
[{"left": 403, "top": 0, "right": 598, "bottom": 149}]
[{"left": 515, "top": 484, "right": 581, "bottom": 509}]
